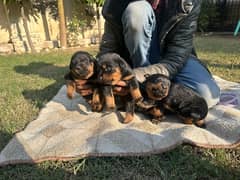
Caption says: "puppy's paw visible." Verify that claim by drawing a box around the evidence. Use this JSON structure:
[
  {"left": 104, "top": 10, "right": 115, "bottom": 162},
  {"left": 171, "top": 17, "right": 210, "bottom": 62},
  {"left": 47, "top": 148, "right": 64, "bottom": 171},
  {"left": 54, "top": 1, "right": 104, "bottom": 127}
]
[
  {"left": 149, "top": 107, "right": 164, "bottom": 117},
  {"left": 105, "top": 104, "right": 116, "bottom": 112},
  {"left": 136, "top": 99, "right": 155, "bottom": 110},
  {"left": 151, "top": 115, "right": 165, "bottom": 125},
  {"left": 67, "top": 92, "right": 74, "bottom": 99},
  {"left": 183, "top": 118, "right": 193, "bottom": 125},
  {"left": 151, "top": 118, "right": 161, "bottom": 125},
  {"left": 123, "top": 113, "right": 134, "bottom": 124},
  {"left": 66, "top": 81, "right": 75, "bottom": 99},
  {"left": 195, "top": 119, "right": 206, "bottom": 128},
  {"left": 105, "top": 96, "right": 116, "bottom": 112},
  {"left": 91, "top": 102, "right": 103, "bottom": 112}
]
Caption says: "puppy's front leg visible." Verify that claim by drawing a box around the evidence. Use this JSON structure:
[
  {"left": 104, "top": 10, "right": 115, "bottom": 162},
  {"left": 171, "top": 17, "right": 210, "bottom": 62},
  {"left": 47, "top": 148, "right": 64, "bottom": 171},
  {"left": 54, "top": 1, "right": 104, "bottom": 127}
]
[
  {"left": 103, "top": 85, "right": 115, "bottom": 111},
  {"left": 179, "top": 116, "right": 193, "bottom": 125},
  {"left": 66, "top": 81, "right": 76, "bottom": 99},
  {"left": 128, "top": 78, "right": 142, "bottom": 102},
  {"left": 92, "top": 88, "right": 103, "bottom": 112},
  {"left": 123, "top": 101, "right": 135, "bottom": 123},
  {"left": 195, "top": 119, "right": 205, "bottom": 127},
  {"left": 128, "top": 78, "right": 155, "bottom": 110},
  {"left": 148, "top": 106, "right": 165, "bottom": 124}
]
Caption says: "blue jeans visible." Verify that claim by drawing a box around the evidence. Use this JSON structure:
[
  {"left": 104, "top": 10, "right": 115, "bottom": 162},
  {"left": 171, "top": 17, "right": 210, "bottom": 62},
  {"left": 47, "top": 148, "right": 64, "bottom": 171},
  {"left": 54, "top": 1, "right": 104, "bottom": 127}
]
[{"left": 121, "top": 0, "right": 220, "bottom": 108}]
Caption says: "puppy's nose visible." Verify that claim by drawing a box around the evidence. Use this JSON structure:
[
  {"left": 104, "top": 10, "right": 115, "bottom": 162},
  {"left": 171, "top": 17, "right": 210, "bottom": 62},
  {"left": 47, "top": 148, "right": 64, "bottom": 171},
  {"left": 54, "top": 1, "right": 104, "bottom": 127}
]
[
  {"left": 77, "top": 64, "right": 85, "bottom": 68},
  {"left": 152, "top": 88, "right": 160, "bottom": 94}
]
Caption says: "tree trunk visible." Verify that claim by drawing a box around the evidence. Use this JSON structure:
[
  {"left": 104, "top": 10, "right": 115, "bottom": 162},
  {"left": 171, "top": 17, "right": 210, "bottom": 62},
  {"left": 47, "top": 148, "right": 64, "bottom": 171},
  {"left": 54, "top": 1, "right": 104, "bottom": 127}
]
[
  {"left": 96, "top": 4, "right": 102, "bottom": 42},
  {"left": 40, "top": 5, "right": 51, "bottom": 41},
  {"left": 21, "top": 6, "right": 36, "bottom": 53},
  {"left": 57, "top": 0, "right": 67, "bottom": 48},
  {"left": 3, "top": 1, "right": 16, "bottom": 51}
]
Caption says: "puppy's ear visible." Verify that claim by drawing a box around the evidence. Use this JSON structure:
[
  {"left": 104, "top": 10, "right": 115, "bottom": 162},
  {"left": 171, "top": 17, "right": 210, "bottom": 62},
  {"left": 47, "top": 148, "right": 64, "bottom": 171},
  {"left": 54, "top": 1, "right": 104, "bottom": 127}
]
[
  {"left": 116, "top": 55, "right": 132, "bottom": 76},
  {"left": 117, "top": 56, "right": 128, "bottom": 70},
  {"left": 93, "top": 58, "right": 100, "bottom": 74},
  {"left": 64, "top": 72, "right": 74, "bottom": 81},
  {"left": 167, "top": 79, "right": 171, "bottom": 88},
  {"left": 89, "top": 54, "right": 97, "bottom": 63}
]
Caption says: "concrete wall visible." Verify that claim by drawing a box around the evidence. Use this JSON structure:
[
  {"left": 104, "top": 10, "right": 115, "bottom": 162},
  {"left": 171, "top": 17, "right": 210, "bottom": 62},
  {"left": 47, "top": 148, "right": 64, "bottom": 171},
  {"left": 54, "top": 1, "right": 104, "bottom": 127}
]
[{"left": 0, "top": 0, "right": 104, "bottom": 54}]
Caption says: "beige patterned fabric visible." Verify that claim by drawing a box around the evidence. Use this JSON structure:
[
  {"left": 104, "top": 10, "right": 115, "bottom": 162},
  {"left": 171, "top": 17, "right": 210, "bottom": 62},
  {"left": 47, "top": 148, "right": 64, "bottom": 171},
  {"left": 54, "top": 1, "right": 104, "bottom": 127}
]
[{"left": 0, "top": 76, "right": 240, "bottom": 166}]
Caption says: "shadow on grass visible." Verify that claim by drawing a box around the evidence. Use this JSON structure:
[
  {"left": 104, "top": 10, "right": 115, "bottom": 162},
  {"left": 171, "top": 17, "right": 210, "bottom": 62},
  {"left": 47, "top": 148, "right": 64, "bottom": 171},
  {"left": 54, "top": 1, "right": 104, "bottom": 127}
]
[
  {"left": 14, "top": 62, "right": 68, "bottom": 108},
  {"left": 0, "top": 146, "right": 239, "bottom": 179},
  {"left": 0, "top": 130, "right": 73, "bottom": 179},
  {"left": 0, "top": 131, "right": 73, "bottom": 178},
  {"left": 0, "top": 131, "right": 13, "bottom": 152},
  {"left": 80, "top": 147, "right": 240, "bottom": 179},
  {"left": 0, "top": 164, "right": 71, "bottom": 179}
]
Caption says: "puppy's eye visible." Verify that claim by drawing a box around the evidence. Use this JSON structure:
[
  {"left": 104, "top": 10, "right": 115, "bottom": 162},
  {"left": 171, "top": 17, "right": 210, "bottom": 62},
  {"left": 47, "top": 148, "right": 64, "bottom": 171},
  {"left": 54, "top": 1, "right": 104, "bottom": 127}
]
[{"left": 102, "top": 64, "right": 106, "bottom": 69}]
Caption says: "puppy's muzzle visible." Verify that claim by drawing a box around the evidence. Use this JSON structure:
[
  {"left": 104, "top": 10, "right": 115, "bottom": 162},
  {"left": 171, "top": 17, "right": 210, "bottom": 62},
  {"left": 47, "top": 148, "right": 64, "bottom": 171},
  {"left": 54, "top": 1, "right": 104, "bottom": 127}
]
[{"left": 152, "top": 88, "right": 166, "bottom": 98}]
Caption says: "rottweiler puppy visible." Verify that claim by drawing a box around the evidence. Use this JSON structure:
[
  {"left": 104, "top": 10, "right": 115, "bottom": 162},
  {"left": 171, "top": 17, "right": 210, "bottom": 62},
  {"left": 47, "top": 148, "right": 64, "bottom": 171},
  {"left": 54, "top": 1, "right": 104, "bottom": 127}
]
[
  {"left": 64, "top": 51, "right": 103, "bottom": 112},
  {"left": 143, "top": 74, "right": 208, "bottom": 127},
  {"left": 97, "top": 53, "right": 153, "bottom": 123}
]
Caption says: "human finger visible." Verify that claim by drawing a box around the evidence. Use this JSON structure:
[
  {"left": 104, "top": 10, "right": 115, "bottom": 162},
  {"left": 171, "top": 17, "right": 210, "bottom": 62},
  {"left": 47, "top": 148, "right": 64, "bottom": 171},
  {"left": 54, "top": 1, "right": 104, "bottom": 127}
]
[{"left": 76, "top": 89, "right": 93, "bottom": 96}]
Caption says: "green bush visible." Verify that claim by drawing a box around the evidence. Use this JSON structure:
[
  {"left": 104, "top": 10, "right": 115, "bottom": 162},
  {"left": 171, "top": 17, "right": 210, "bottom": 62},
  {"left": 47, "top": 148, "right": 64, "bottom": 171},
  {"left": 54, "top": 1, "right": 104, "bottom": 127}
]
[
  {"left": 66, "top": 0, "right": 96, "bottom": 47},
  {"left": 198, "top": 1, "right": 220, "bottom": 32}
]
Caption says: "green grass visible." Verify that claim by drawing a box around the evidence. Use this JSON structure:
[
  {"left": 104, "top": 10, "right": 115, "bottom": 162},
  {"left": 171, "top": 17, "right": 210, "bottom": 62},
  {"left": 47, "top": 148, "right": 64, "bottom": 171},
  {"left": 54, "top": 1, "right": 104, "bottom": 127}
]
[
  {"left": 0, "top": 37, "right": 240, "bottom": 179},
  {"left": 195, "top": 36, "right": 240, "bottom": 82}
]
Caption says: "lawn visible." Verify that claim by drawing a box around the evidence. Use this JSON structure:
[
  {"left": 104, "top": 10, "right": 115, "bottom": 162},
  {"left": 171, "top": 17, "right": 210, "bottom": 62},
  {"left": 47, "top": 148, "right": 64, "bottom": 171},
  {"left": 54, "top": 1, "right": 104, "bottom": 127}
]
[{"left": 0, "top": 36, "right": 239, "bottom": 179}]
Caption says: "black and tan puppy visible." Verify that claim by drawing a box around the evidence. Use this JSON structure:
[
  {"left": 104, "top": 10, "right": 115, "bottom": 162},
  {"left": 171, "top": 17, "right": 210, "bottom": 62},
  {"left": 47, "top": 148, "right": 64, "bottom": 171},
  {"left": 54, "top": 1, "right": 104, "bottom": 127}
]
[
  {"left": 143, "top": 74, "right": 208, "bottom": 127},
  {"left": 97, "top": 53, "right": 153, "bottom": 123},
  {"left": 64, "top": 51, "right": 103, "bottom": 112}
]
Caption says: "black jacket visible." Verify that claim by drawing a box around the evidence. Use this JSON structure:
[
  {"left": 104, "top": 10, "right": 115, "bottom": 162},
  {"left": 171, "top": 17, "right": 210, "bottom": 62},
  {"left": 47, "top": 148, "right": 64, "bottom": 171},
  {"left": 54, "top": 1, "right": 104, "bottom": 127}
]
[{"left": 98, "top": 0, "right": 202, "bottom": 79}]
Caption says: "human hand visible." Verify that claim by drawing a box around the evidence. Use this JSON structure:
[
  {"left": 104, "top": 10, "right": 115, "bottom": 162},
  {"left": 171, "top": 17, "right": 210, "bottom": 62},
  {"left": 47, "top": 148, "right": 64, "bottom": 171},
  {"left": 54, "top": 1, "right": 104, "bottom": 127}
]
[
  {"left": 75, "top": 80, "right": 129, "bottom": 96},
  {"left": 112, "top": 81, "right": 129, "bottom": 96},
  {"left": 133, "top": 64, "right": 169, "bottom": 83},
  {"left": 75, "top": 80, "right": 93, "bottom": 96}
]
